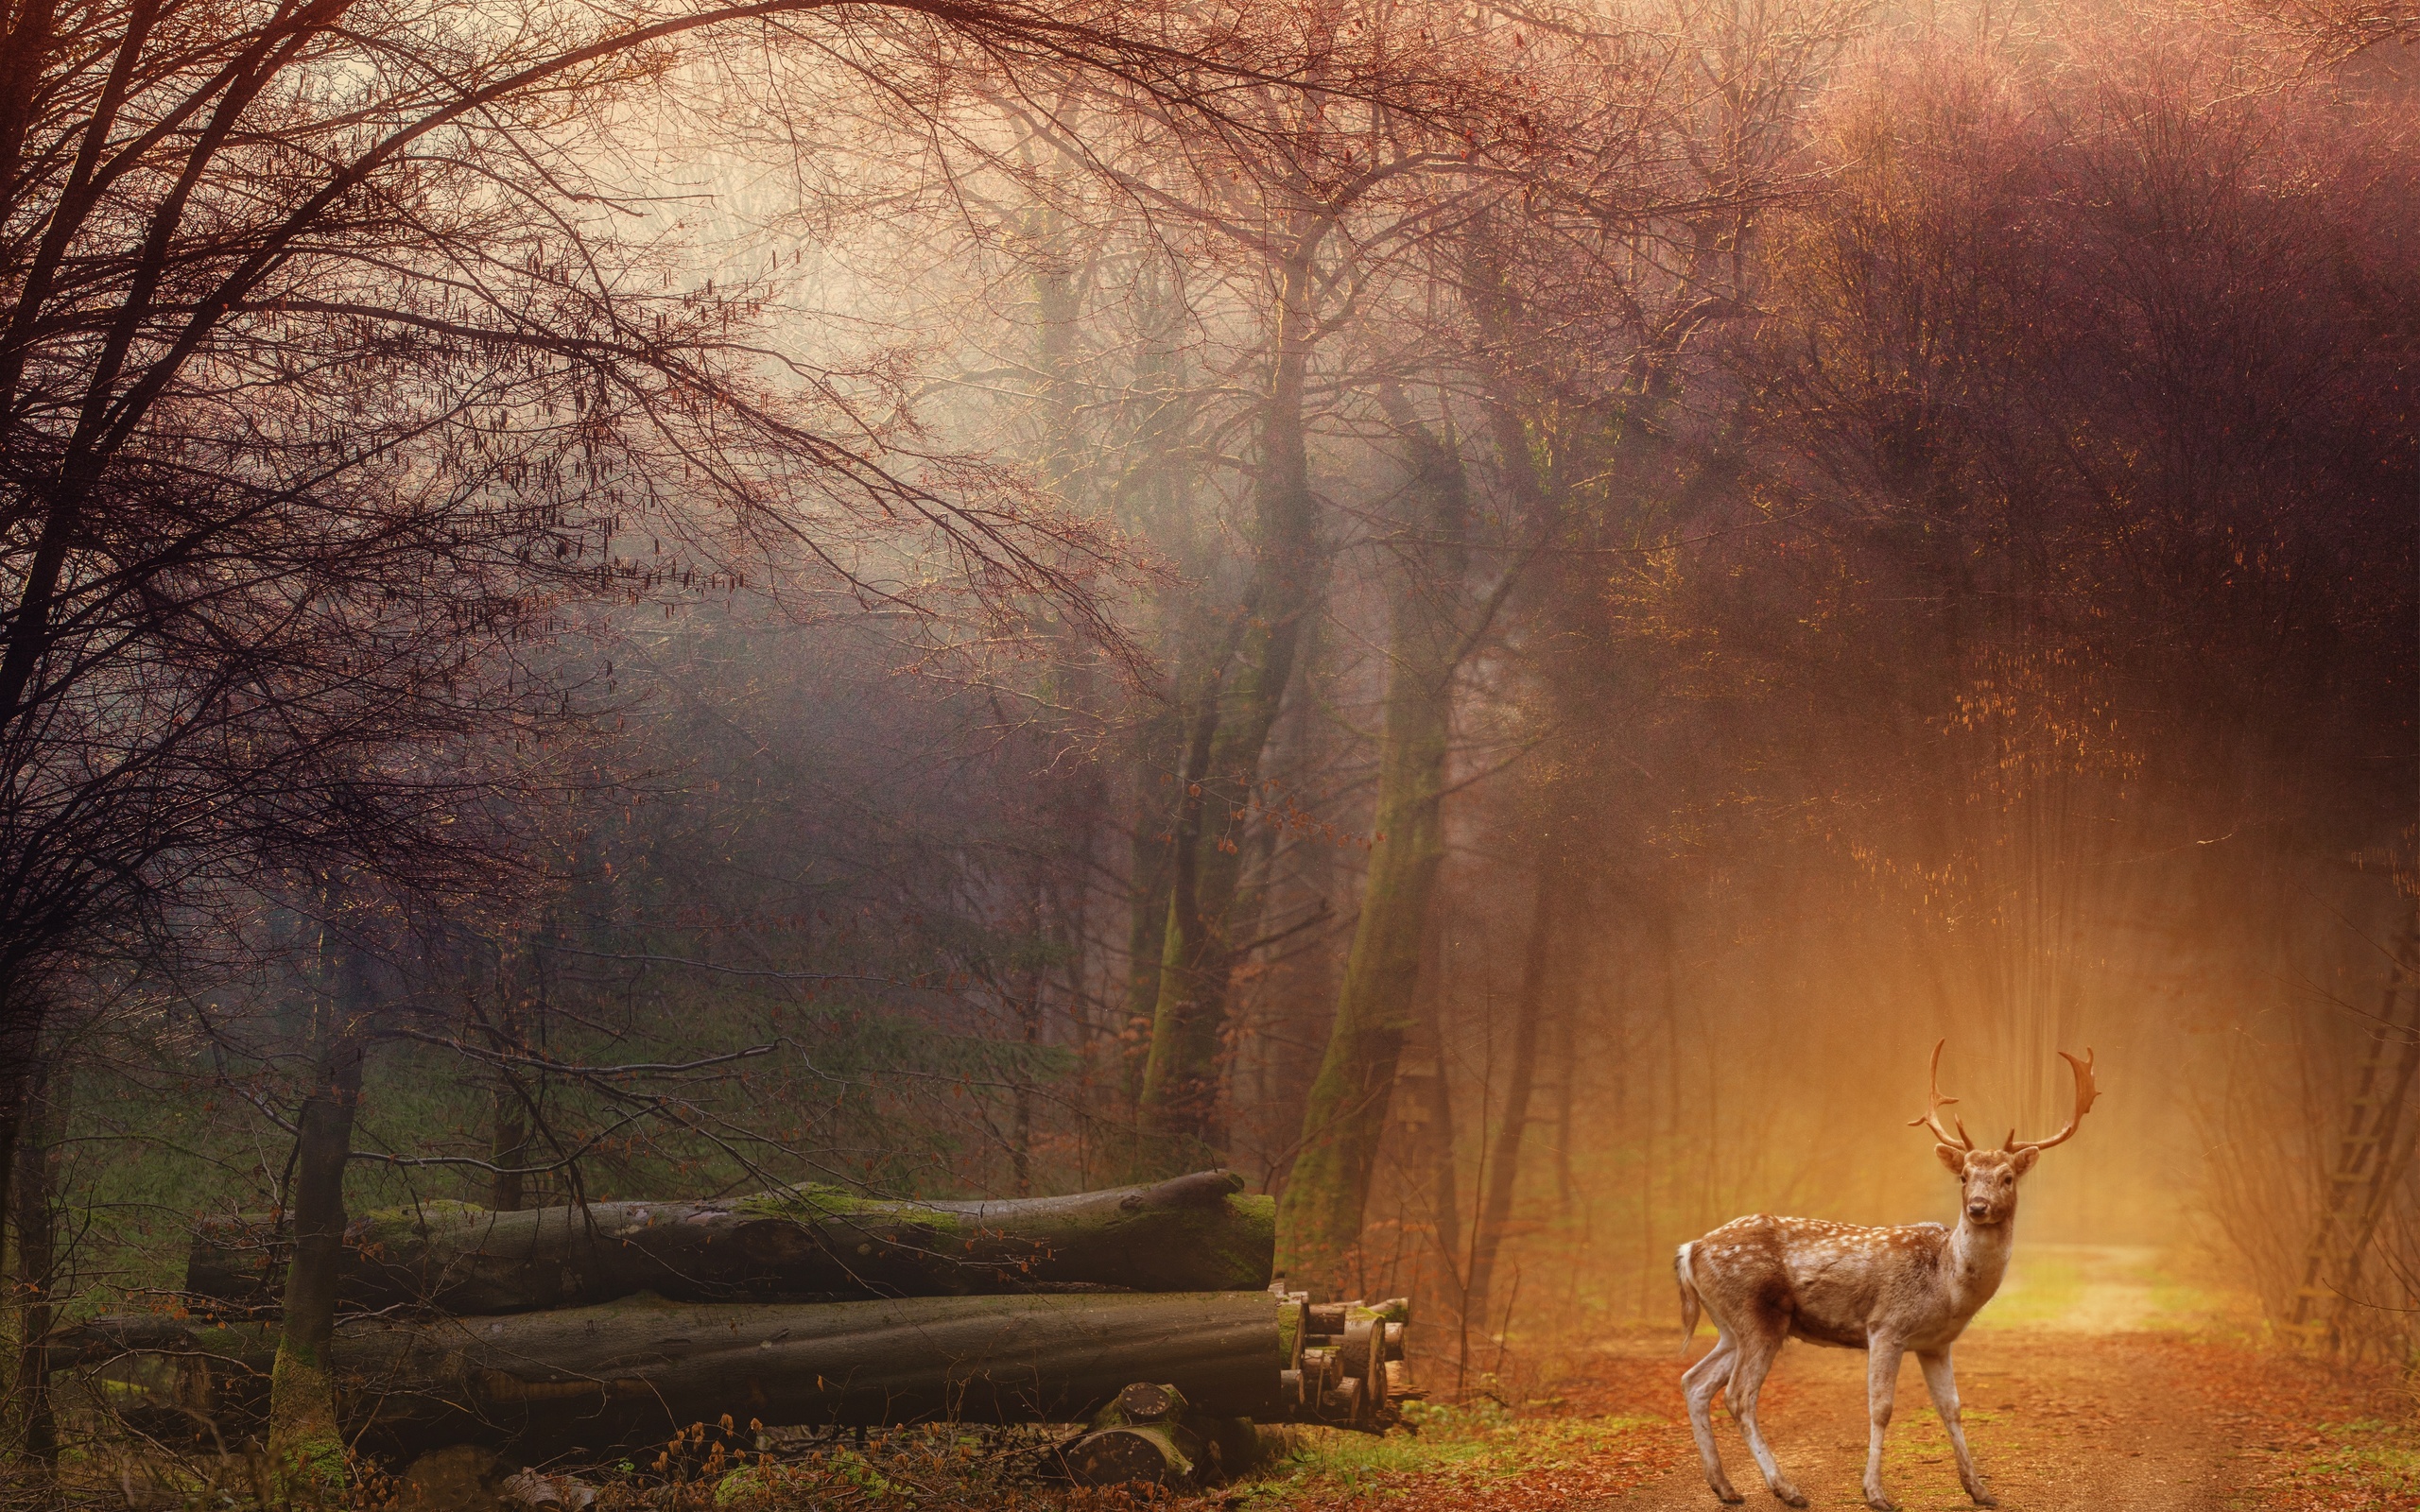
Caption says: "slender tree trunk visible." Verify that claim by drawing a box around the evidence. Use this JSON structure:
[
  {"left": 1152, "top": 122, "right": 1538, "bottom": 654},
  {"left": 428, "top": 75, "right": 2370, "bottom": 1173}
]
[
  {"left": 1137, "top": 237, "right": 1325, "bottom": 1160},
  {"left": 0, "top": 988, "right": 43, "bottom": 1285},
  {"left": 1125, "top": 701, "right": 1184, "bottom": 1107},
  {"left": 1407, "top": 973, "right": 1461, "bottom": 1320},
  {"left": 1462, "top": 860, "right": 1564, "bottom": 1338},
  {"left": 1276, "top": 401, "right": 1471, "bottom": 1289},
  {"left": 488, "top": 1074, "right": 528, "bottom": 1212},
  {"left": 482, "top": 934, "right": 539, "bottom": 1212},
  {"left": 268, "top": 930, "right": 369, "bottom": 1503},
  {"left": 11, "top": 1052, "right": 61, "bottom": 1464},
  {"left": 1013, "top": 963, "right": 1042, "bottom": 1196},
  {"left": 1253, "top": 660, "right": 1339, "bottom": 1172}
]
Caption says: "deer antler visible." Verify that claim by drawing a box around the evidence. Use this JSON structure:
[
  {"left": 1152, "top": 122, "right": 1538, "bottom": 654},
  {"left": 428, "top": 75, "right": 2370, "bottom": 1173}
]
[
  {"left": 2007, "top": 1048, "right": 2100, "bottom": 1153},
  {"left": 1907, "top": 1039, "right": 1973, "bottom": 1150}
]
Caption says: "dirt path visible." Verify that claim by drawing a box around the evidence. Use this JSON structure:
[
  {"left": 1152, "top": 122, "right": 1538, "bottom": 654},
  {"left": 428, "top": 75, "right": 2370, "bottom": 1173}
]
[
  {"left": 1602, "top": 1332, "right": 2241, "bottom": 1511},
  {"left": 1244, "top": 1247, "right": 2407, "bottom": 1512}
]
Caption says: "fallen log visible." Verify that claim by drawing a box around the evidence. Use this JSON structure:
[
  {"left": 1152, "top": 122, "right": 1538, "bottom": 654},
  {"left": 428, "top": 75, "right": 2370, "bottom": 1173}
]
[
  {"left": 87, "top": 1291, "right": 1291, "bottom": 1460},
  {"left": 186, "top": 1170, "right": 1272, "bottom": 1314}
]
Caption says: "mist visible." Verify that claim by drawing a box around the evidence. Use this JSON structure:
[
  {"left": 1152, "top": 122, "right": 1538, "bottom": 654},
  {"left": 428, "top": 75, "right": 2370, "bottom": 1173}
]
[{"left": 0, "top": 0, "right": 2411, "bottom": 1502}]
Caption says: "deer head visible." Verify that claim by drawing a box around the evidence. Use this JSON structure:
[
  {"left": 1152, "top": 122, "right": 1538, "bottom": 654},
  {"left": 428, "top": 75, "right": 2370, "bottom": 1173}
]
[{"left": 1909, "top": 1040, "right": 2099, "bottom": 1227}]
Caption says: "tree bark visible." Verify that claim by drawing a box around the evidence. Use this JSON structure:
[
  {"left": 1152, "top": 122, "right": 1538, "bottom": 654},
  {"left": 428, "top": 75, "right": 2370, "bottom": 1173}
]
[
  {"left": 190, "top": 1169, "right": 1276, "bottom": 1315},
  {"left": 1407, "top": 986, "right": 1462, "bottom": 1338},
  {"left": 1462, "top": 860, "right": 1564, "bottom": 1342},
  {"left": 0, "top": 1003, "right": 40, "bottom": 1302},
  {"left": 487, "top": 1071, "right": 529, "bottom": 1214},
  {"left": 11, "top": 1052, "right": 61, "bottom": 1463},
  {"left": 268, "top": 929, "right": 370, "bottom": 1502},
  {"left": 101, "top": 1292, "right": 1292, "bottom": 1460},
  {"left": 1276, "top": 402, "right": 1471, "bottom": 1290},
  {"left": 1136, "top": 232, "right": 1326, "bottom": 1158}
]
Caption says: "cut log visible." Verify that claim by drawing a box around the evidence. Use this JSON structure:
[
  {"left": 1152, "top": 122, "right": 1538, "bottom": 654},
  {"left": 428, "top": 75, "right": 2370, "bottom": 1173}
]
[
  {"left": 87, "top": 1291, "right": 1288, "bottom": 1459},
  {"left": 187, "top": 1170, "right": 1273, "bottom": 1315},
  {"left": 1059, "top": 1381, "right": 1267, "bottom": 1486},
  {"left": 1064, "top": 1381, "right": 1200, "bottom": 1486},
  {"left": 1063, "top": 1426, "right": 1191, "bottom": 1486}
]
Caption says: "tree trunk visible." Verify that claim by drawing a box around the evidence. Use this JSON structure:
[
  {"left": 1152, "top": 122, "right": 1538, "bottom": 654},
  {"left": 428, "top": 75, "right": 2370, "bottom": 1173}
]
[
  {"left": 106, "top": 1292, "right": 1294, "bottom": 1460},
  {"left": 1125, "top": 702, "right": 1184, "bottom": 1107},
  {"left": 1462, "top": 860, "right": 1563, "bottom": 1342},
  {"left": 1404, "top": 986, "right": 1462, "bottom": 1335},
  {"left": 0, "top": 1000, "right": 41, "bottom": 1304},
  {"left": 11, "top": 1052, "right": 61, "bottom": 1463},
  {"left": 191, "top": 1169, "right": 1276, "bottom": 1315},
  {"left": 1136, "top": 234, "right": 1326, "bottom": 1159},
  {"left": 488, "top": 1072, "right": 529, "bottom": 1213},
  {"left": 1276, "top": 403, "right": 1472, "bottom": 1289},
  {"left": 268, "top": 931, "right": 369, "bottom": 1503}
]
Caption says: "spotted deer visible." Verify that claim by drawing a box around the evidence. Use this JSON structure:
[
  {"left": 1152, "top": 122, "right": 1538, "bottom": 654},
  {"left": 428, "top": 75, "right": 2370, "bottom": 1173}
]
[{"left": 1672, "top": 1041, "right": 2099, "bottom": 1511}]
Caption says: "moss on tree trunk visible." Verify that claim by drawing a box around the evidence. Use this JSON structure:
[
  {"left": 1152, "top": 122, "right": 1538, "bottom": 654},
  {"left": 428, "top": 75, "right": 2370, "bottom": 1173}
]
[
  {"left": 1277, "top": 402, "right": 1472, "bottom": 1289},
  {"left": 268, "top": 932, "right": 368, "bottom": 1505},
  {"left": 1135, "top": 240, "right": 1326, "bottom": 1161}
]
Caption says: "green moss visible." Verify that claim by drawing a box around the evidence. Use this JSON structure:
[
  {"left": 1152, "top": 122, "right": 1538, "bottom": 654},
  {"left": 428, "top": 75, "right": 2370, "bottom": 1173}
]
[
  {"left": 267, "top": 1345, "right": 347, "bottom": 1505},
  {"left": 2286, "top": 1418, "right": 2420, "bottom": 1502},
  {"left": 359, "top": 1198, "right": 490, "bottom": 1231},
  {"left": 735, "top": 1185, "right": 961, "bottom": 1227}
]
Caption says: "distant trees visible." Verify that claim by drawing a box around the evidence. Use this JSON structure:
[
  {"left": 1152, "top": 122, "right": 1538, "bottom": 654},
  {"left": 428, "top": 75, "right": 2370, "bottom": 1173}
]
[
  {"left": 1279, "top": 0, "right": 1850, "bottom": 1294},
  {"left": 0, "top": 0, "right": 1487, "bottom": 1489}
]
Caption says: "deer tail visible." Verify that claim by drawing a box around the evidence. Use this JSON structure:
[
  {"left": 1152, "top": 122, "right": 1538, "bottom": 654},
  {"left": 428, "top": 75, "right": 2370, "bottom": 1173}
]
[{"left": 1674, "top": 1241, "right": 1702, "bottom": 1348}]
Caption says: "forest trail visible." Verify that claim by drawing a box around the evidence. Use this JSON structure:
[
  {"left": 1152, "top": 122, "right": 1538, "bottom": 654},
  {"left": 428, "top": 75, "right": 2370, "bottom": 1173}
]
[
  {"left": 1253, "top": 1245, "right": 2414, "bottom": 1512},
  {"left": 1584, "top": 1246, "right": 2273, "bottom": 1512},
  {"left": 1599, "top": 1331, "right": 2239, "bottom": 1511}
]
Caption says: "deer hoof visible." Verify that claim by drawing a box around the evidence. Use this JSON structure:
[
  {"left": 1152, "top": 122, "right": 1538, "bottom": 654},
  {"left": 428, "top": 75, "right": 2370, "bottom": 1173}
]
[
  {"left": 1713, "top": 1491, "right": 1745, "bottom": 1506},
  {"left": 1968, "top": 1495, "right": 1998, "bottom": 1509},
  {"left": 1773, "top": 1490, "right": 1808, "bottom": 1509},
  {"left": 1863, "top": 1496, "right": 1897, "bottom": 1512}
]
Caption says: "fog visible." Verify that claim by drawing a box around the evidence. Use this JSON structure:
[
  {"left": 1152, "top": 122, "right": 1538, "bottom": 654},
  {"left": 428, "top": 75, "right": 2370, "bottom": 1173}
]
[{"left": 0, "top": 0, "right": 2411, "bottom": 1473}]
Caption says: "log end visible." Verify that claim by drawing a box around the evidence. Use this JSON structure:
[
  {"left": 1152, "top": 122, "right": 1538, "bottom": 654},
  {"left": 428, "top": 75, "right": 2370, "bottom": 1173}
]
[
  {"left": 1064, "top": 1425, "right": 1191, "bottom": 1486},
  {"left": 1113, "top": 1383, "right": 1186, "bottom": 1425}
]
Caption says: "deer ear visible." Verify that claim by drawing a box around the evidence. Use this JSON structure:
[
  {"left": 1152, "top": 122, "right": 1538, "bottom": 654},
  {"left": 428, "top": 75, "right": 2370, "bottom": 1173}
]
[
  {"left": 1935, "top": 1143, "right": 1966, "bottom": 1176},
  {"left": 2012, "top": 1145, "right": 2041, "bottom": 1176}
]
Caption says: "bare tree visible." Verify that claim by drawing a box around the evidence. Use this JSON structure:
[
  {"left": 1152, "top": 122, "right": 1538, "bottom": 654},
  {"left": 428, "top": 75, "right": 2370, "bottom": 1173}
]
[{"left": 0, "top": 0, "right": 1465, "bottom": 1274}]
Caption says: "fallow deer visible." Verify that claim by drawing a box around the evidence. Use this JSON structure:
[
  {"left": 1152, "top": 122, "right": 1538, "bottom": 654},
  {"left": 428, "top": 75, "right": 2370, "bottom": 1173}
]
[{"left": 1673, "top": 1041, "right": 2099, "bottom": 1510}]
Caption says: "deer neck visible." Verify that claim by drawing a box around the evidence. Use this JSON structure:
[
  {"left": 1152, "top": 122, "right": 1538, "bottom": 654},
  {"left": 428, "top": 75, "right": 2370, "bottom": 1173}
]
[{"left": 1945, "top": 1211, "right": 2015, "bottom": 1315}]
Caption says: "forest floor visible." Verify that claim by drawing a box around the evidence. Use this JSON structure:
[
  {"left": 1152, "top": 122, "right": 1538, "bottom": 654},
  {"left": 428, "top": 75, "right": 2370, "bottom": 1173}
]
[
  {"left": 1215, "top": 1246, "right": 2415, "bottom": 1512},
  {"left": 379, "top": 1248, "right": 2410, "bottom": 1512},
  {"left": 683, "top": 1247, "right": 2413, "bottom": 1512}
]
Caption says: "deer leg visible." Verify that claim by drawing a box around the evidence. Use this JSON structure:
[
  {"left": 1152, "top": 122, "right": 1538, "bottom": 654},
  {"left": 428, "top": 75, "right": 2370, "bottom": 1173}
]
[
  {"left": 1861, "top": 1342, "right": 1904, "bottom": 1512},
  {"left": 1722, "top": 1325, "right": 1806, "bottom": 1508},
  {"left": 1682, "top": 1330, "right": 1743, "bottom": 1503},
  {"left": 1917, "top": 1349, "right": 1996, "bottom": 1507}
]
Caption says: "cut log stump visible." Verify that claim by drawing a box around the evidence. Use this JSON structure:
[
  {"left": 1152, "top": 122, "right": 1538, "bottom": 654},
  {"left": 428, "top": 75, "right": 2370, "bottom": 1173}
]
[{"left": 1064, "top": 1426, "right": 1190, "bottom": 1487}]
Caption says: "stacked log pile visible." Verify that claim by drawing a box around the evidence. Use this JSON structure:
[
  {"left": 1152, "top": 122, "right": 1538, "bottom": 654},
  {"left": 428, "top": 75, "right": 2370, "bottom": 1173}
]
[
  {"left": 79, "top": 1172, "right": 1415, "bottom": 1483},
  {"left": 1278, "top": 1293, "right": 1412, "bottom": 1428}
]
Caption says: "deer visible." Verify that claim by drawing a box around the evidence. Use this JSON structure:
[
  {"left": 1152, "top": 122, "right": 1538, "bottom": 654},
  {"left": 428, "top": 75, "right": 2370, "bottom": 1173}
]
[{"left": 1672, "top": 1040, "right": 2099, "bottom": 1511}]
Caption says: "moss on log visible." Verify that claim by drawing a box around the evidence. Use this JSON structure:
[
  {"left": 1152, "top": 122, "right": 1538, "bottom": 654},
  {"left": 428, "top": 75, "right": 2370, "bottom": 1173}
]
[{"left": 188, "top": 1170, "right": 1273, "bottom": 1315}]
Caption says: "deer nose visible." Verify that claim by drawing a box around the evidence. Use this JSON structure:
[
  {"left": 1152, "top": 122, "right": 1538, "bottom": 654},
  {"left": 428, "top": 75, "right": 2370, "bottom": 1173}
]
[{"left": 1966, "top": 1202, "right": 1990, "bottom": 1219}]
